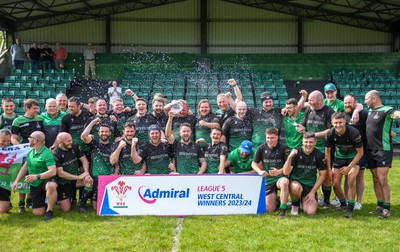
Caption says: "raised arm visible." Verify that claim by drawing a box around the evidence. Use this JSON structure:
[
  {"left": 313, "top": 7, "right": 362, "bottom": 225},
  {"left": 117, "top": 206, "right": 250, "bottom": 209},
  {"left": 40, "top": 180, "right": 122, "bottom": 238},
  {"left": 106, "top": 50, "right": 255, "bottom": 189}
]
[
  {"left": 81, "top": 117, "right": 100, "bottom": 144},
  {"left": 165, "top": 111, "right": 175, "bottom": 144}
]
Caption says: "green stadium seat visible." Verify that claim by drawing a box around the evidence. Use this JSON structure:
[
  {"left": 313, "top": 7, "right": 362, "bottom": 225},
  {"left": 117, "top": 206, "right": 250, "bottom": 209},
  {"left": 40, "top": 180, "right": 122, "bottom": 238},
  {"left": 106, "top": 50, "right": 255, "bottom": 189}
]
[
  {"left": 19, "top": 82, "right": 33, "bottom": 91},
  {"left": 9, "top": 83, "right": 22, "bottom": 91},
  {"left": 44, "top": 69, "right": 54, "bottom": 77},
  {"left": 15, "top": 76, "right": 27, "bottom": 82},
  {"left": 15, "top": 107, "right": 25, "bottom": 115},
  {"left": 29, "top": 91, "right": 41, "bottom": 99},
  {"left": 1, "top": 83, "right": 12, "bottom": 91},
  {"left": 32, "top": 69, "right": 43, "bottom": 77},
  {"left": 11, "top": 69, "right": 22, "bottom": 75},
  {"left": 275, "top": 83, "right": 286, "bottom": 92},
  {"left": 4, "top": 76, "right": 16, "bottom": 82},
  {"left": 54, "top": 69, "right": 65, "bottom": 78},
  {"left": 21, "top": 69, "right": 32, "bottom": 76},
  {"left": 4, "top": 90, "right": 16, "bottom": 98},
  {"left": 14, "top": 90, "right": 27, "bottom": 99},
  {"left": 33, "top": 83, "right": 45, "bottom": 92},
  {"left": 50, "top": 77, "right": 61, "bottom": 84},
  {"left": 44, "top": 83, "right": 56, "bottom": 91},
  {"left": 26, "top": 76, "right": 38, "bottom": 83}
]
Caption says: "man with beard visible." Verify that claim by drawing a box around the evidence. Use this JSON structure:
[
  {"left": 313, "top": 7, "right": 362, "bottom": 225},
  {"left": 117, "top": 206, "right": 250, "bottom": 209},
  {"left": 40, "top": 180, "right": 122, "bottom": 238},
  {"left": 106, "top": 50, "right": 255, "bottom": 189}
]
[
  {"left": 252, "top": 127, "right": 290, "bottom": 218},
  {"left": 195, "top": 99, "right": 220, "bottom": 146},
  {"left": 364, "top": 90, "right": 400, "bottom": 218},
  {"left": 127, "top": 98, "right": 158, "bottom": 142},
  {"left": 110, "top": 122, "right": 145, "bottom": 175},
  {"left": 282, "top": 98, "right": 305, "bottom": 150},
  {"left": 41, "top": 98, "right": 66, "bottom": 150},
  {"left": 203, "top": 127, "right": 228, "bottom": 174},
  {"left": 81, "top": 118, "right": 118, "bottom": 210},
  {"left": 283, "top": 132, "right": 327, "bottom": 215},
  {"left": 109, "top": 98, "right": 135, "bottom": 134},
  {"left": 11, "top": 98, "right": 43, "bottom": 213},
  {"left": 344, "top": 94, "right": 368, "bottom": 210},
  {"left": 165, "top": 99, "right": 197, "bottom": 142},
  {"left": 131, "top": 125, "right": 174, "bottom": 174},
  {"left": 225, "top": 140, "right": 256, "bottom": 174},
  {"left": 0, "top": 97, "right": 18, "bottom": 130},
  {"left": 11, "top": 131, "right": 57, "bottom": 221},
  {"left": 85, "top": 99, "right": 120, "bottom": 143},
  {"left": 60, "top": 97, "right": 93, "bottom": 155},
  {"left": 221, "top": 101, "right": 252, "bottom": 152},
  {"left": 53, "top": 132, "right": 93, "bottom": 213},
  {"left": 296, "top": 90, "right": 335, "bottom": 209},
  {"left": 56, "top": 93, "right": 69, "bottom": 113},
  {"left": 215, "top": 79, "right": 242, "bottom": 126},
  {"left": 325, "top": 112, "right": 363, "bottom": 218},
  {"left": 165, "top": 111, "right": 206, "bottom": 174},
  {"left": 150, "top": 98, "right": 168, "bottom": 131}
]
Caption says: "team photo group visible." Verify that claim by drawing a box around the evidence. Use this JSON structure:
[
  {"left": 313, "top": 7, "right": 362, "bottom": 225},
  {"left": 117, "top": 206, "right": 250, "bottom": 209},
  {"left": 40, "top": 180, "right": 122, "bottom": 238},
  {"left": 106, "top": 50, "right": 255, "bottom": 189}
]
[{"left": 0, "top": 78, "right": 399, "bottom": 221}]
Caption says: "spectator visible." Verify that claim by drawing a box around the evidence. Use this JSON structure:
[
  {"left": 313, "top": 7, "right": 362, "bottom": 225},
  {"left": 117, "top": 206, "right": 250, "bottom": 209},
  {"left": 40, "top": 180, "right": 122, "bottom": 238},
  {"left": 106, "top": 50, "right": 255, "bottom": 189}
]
[
  {"left": 107, "top": 80, "right": 121, "bottom": 108},
  {"left": 54, "top": 42, "right": 68, "bottom": 70},
  {"left": 83, "top": 42, "right": 96, "bottom": 80},
  {"left": 41, "top": 42, "right": 54, "bottom": 70},
  {"left": 27, "top": 42, "right": 41, "bottom": 71},
  {"left": 10, "top": 38, "right": 25, "bottom": 70}
]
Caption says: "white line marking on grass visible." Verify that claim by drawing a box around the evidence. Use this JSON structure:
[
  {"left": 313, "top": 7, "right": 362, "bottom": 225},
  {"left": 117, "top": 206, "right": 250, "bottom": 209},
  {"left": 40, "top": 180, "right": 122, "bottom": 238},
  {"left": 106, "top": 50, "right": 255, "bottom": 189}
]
[{"left": 171, "top": 217, "right": 184, "bottom": 252}]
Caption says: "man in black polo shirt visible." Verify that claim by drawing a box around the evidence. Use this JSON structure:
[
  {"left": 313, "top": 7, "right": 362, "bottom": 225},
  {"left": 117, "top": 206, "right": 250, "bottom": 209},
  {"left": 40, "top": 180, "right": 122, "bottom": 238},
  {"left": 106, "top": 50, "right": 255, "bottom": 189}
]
[
  {"left": 325, "top": 112, "right": 363, "bottom": 218},
  {"left": 221, "top": 101, "right": 252, "bottom": 152},
  {"left": 81, "top": 118, "right": 118, "bottom": 210},
  {"left": 203, "top": 128, "right": 228, "bottom": 174},
  {"left": 131, "top": 125, "right": 174, "bottom": 174},
  {"left": 127, "top": 98, "right": 158, "bottom": 142},
  {"left": 85, "top": 99, "right": 121, "bottom": 143},
  {"left": 165, "top": 111, "right": 206, "bottom": 174},
  {"left": 283, "top": 132, "right": 327, "bottom": 215},
  {"left": 252, "top": 127, "right": 290, "bottom": 218},
  {"left": 53, "top": 132, "right": 93, "bottom": 213},
  {"left": 110, "top": 122, "right": 145, "bottom": 175},
  {"left": 296, "top": 90, "right": 334, "bottom": 209}
]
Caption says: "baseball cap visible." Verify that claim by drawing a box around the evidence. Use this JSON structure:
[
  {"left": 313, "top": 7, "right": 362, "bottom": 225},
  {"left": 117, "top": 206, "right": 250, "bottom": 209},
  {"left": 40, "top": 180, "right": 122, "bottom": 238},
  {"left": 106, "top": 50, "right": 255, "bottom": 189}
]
[
  {"left": 240, "top": 140, "right": 252, "bottom": 154},
  {"left": 324, "top": 83, "right": 336, "bottom": 92},
  {"left": 260, "top": 92, "right": 273, "bottom": 102}
]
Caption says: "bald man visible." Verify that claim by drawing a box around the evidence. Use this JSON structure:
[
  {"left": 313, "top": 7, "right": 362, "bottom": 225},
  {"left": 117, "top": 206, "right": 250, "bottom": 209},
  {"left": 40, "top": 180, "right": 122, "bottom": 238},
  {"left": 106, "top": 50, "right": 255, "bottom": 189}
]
[
  {"left": 365, "top": 90, "right": 400, "bottom": 218},
  {"left": 53, "top": 132, "right": 93, "bottom": 213},
  {"left": 12, "top": 131, "right": 57, "bottom": 221},
  {"left": 221, "top": 101, "right": 252, "bottom": 152}
]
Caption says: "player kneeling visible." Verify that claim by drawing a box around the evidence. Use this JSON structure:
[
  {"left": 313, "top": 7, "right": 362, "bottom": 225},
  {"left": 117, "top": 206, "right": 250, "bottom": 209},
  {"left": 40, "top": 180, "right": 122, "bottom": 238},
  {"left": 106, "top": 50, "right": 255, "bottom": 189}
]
[{"left": 283, "top": 132, "right": 327, "bottom": 215}]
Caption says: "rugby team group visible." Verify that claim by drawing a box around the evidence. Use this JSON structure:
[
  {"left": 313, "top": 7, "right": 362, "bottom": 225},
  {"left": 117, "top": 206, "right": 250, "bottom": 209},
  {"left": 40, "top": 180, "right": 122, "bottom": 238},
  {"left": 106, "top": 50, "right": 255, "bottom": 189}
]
[{"left": 0, "top": 78, "right": 398, "bottom": 221}]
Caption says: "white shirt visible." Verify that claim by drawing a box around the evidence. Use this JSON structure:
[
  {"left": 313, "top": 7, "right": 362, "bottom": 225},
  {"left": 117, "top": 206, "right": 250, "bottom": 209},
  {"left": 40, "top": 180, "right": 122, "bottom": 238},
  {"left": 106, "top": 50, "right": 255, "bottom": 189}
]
[{"left": 108, "top": 86, "right": 122, "bottom": 105}]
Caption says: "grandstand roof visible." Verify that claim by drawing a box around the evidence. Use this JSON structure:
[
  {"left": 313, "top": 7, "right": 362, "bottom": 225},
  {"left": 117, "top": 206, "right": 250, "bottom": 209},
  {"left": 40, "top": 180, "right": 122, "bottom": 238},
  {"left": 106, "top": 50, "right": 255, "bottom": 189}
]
[{"left": 0, "top": 0, "right": 399, "bottom": 32}]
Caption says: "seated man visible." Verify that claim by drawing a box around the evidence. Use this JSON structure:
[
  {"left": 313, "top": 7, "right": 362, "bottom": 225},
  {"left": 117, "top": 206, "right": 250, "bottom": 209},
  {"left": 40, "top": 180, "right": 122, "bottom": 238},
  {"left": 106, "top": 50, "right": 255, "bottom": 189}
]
[
  {"left": 251, "top": 127, "right": 290, "bottom": 219},
  {"left": 53, "top": 132, "right": 93, "bottom": 213},
  {"left": 283, "top": 132, "right": 327, "bottom": 215},
  {"left": 225, "top": 140, "right": 256, "bottom": 174}
]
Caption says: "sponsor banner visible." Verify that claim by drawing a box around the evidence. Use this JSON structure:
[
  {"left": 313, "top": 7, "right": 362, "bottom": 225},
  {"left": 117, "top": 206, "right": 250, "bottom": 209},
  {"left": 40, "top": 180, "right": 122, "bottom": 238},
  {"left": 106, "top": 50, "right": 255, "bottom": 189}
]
[
  {"left": 97, "top": 174, "right": 266, "bottom": 216},
  {"left": 0, "top": 144, "right": 31, "bottom": 193}
]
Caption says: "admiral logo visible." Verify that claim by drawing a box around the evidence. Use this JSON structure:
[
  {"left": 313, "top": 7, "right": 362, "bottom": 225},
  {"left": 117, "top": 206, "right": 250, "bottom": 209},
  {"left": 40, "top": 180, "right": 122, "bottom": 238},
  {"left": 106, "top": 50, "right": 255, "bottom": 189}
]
[{"left": 138, "top": 186, "right": 190, "bottom": 204}]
